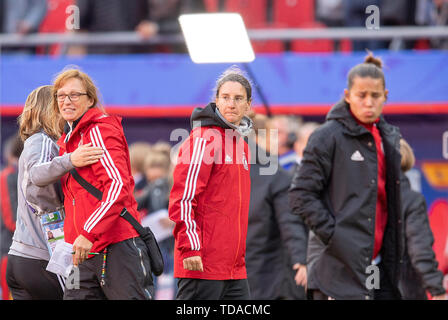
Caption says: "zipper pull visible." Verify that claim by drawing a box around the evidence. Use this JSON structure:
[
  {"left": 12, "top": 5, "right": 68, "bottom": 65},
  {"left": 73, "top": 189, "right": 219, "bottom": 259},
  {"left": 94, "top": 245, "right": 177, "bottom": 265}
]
[{"left": 73, "top": 198, "right": 75, "bottom": 206}]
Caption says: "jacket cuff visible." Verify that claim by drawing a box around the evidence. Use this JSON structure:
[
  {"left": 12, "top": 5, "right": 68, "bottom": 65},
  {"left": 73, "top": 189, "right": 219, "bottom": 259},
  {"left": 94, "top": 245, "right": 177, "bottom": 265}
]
[
  {"left": 181, "top": 250, "right": 202, "bottom": 260},
  {"left": 63, "top": 153, "right": 75, "bottom": 170},
  {"left": 81, "top": 229, "right": 98, "bottom": 244},
  {"left": 429, "top": 286, "right": 447, "bottom": 297}
]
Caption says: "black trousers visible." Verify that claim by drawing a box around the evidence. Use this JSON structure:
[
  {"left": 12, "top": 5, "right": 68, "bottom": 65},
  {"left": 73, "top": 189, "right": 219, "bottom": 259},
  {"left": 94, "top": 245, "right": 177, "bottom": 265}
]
[
  {"left": 6, "top": 254, "right": 64, "bottom": 300},
  {"left": 176, "top": 278, "right": 250, "bottom": 300},
  {"left": 309, "top": 262, "right": 402, "bottom": 300},
  {"left": 373, "top": 262, "right": 402, "bottom": 300},
  {"left": 64, "top": 237, "right": 154, "bottom": 300}
]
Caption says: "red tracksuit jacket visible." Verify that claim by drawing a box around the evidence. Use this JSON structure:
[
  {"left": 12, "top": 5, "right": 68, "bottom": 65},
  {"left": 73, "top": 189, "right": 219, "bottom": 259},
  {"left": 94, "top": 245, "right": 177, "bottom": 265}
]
[
  {"left": 58, "top": 108, "right": 139, "bottom": 253},
  {"left": 169, "top": 119, "right": 251, "bottom": 280}
]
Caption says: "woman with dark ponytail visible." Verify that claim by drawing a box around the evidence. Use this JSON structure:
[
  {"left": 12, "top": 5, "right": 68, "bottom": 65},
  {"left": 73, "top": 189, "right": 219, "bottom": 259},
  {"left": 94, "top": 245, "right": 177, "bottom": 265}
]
[{"left": 289, "top": 53, "right": 406, "bottom": 300}]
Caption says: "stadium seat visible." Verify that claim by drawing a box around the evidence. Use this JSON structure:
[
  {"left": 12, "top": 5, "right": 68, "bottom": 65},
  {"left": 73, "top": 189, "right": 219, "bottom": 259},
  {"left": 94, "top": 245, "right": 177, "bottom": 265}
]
[
  {"left": 291, "top": 22, "right": 333, "bottom": 53},
  {"left": 339, "top": 39, "right": 353, "bottom": 53},
  {"left": 225, "top": 0, "right": 268, "bottom": 28},
  {"left": 251, "top": 39, "right": 285, "bottom": 53},
  {"left": 204, "top": 0, "right": 219, "bottom": 12},
  {"left": 224, "top": 0, "right": 284, "bottom": 53},
  {"left": 273, "top": 0, "right": 315, "bottom": 27},
  {"left": 414, "top": 39, "right": 431, "bottom": 51},
  {"left": 37, "top": 0, "right": 74, "bottom": 55}
]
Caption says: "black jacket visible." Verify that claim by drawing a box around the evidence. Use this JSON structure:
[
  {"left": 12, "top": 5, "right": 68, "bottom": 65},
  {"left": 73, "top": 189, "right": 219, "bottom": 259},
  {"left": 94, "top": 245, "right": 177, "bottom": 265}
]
[
  {"left": 289, "top": 100, "right": 404, "bottom": 300},
  {"left": 246, "top": 143, "right": 308, "bottom": 300},
  {"left": 136, "top": 177, "right": 170, "bottom": 214},
  {"left": 398, "top": 175, "right": 445, "bottom": 299}
]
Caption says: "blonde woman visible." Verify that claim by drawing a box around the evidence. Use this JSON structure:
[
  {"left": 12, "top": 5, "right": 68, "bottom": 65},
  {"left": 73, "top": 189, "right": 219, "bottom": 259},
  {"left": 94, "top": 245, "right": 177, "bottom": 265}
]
[{"left": 6, "top": 85, "right": 103, "bottom": 300}]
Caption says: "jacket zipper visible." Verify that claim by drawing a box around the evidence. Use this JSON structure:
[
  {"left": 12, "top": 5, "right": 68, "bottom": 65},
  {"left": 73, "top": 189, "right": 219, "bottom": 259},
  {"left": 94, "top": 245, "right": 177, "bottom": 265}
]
[
  {"left": 231, "top": 163, "right": 242, "bottom": 279},
  {"left": 66, "top": 172, "right": 79, "bottom": 236},
  {"left": 65, "top": 132, "right": 82, "bottom": 237},
  {"left": 72, "top": 133, "right": 83, "bottom": 237}
]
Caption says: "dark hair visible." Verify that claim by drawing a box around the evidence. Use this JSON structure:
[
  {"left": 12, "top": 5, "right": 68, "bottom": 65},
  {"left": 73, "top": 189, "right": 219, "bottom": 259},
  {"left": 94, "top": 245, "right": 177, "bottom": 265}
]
[
  {"left": 3, "top": 133, "right": 23, "bottom": 162},
  {"left": 214, "top": 66, "right": 252, "bottom": 100},
  {"left": 347, "top": 52, "right": 385, "bottom": 90}
]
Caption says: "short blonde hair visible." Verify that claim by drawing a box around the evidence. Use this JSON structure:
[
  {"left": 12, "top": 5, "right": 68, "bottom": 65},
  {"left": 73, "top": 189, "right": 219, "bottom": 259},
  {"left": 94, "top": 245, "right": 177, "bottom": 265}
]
[
  {"left": 51, "top": 68, "right": 104, "bottom": 118},
  {"left": 400, "top": 139, "right": 415, "bottom": 172},
  {"left": 152, "top": 141, "right": 172, "bottom": 158},
  {"left": 18, "top": 85, "right": 63, "bottom": 142},
  {"left": 129, "top": 142, "right": 152, "bottom": 173},
  {"left": 251, "top": 113, "right": 269, "bottom": 134},
  {"left": 143, "top": 151, "right": 171, "bottom": 173}
]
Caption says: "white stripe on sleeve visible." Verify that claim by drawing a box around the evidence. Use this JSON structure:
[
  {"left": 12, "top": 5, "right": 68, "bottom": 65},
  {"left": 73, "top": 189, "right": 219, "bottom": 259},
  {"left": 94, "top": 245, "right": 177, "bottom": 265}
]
[
  {"left": 180, "top": 137, "right": 206, "bottom": 251},
  {"left": 38, "top": 134, "right": 51, "bottom": 164},
  {"left": 83, "top": 126, "right": 123, "bottom": 233}
]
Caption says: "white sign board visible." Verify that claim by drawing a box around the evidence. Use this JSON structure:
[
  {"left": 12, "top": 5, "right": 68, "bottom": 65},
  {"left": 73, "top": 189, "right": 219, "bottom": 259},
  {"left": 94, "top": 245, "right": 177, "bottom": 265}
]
[{"left": 179, "top": 13, "right": 255, "bottom": 63}]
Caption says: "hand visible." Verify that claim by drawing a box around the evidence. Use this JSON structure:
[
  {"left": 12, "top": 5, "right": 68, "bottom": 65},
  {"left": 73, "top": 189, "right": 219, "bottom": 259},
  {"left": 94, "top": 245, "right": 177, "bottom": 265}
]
[
  {"left": 136, "top": 20, "right": 159, "bottom": 40},
  {"left": 183, "top": 256, "right": 203, "bottom": 272},
  {"left": 70, "top": 143, "right": 104, "bottom": 168},
  {"left": 159, "top": 217, "right": 175, "bottom": 229},
  {"left": 72, "top": 234, "right": 93, "bottom": 266},
  {"left": 432, "top": 293, "right": 447, "bottom": 300},
  {"left": 293, "top": 263, "right": 307, "bottom": 289}
]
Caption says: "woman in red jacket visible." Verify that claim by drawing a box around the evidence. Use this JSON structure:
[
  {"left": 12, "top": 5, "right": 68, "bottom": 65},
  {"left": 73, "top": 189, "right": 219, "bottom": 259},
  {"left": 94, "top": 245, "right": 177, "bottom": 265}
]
[
  {"left": 52, "top": 68, "right": 154, "bottom": 300},
  {"left": 169, "top": 67, "right": 253, "bottom": 300}
]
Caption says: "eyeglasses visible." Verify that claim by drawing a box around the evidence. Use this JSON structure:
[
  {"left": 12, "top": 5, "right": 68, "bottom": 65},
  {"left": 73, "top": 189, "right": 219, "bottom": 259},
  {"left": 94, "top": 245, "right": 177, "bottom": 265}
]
[
  {"left": 55, "top": 92, "right": 88, "bottom": 102},
  {"left": 218, "top": 96, "right": 247, "bottom": 105}
]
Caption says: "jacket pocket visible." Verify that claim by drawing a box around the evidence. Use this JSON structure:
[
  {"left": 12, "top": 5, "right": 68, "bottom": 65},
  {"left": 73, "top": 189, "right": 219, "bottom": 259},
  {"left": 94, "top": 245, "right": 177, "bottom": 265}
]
[
  {"left": 317, "top": 215, "right": 336, "bottom": 247},
  {"left": 74, "top": 187, "right": 100, "bottom": 234},
  {"left": 200, "top": 206, "right": 232, "bottom": 270}
]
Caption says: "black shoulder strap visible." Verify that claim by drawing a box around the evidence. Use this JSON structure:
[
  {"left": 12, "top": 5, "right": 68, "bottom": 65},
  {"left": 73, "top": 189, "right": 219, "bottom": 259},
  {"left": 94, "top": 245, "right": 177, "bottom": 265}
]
[
  {"left": 70, "top": 168, "right": 103, "bottom": 201},
  {"left": 119, "top": 208, "right": 146, "bottom": 236}
]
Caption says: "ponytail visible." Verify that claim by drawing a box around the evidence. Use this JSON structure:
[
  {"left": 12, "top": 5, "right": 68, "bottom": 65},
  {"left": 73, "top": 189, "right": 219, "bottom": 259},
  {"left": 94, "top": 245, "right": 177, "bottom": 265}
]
[{"left": 347, "top": 52, "right": 385, "bottom": 90}]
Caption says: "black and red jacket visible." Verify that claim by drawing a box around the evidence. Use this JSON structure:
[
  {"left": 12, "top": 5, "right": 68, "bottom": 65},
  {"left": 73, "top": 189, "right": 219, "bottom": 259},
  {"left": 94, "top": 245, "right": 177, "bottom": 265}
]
[{"left": 289, "top": 100, "right": 404, "bottom": 300}]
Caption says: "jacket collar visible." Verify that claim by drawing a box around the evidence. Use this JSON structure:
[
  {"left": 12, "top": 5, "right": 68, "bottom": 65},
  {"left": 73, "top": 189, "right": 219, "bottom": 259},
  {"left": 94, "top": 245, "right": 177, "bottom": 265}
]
[
  {"left": 326, "top": 99, "right": 395, "bottom": 137},
  {"left": 190, "top": 102, "right": 253, "bottom": 137},
  {"left": 61, "top": 108, "right": 106, "bottom": 144},
  {"left": 63, "top": 113, "right": 84, "bottom": 142}
]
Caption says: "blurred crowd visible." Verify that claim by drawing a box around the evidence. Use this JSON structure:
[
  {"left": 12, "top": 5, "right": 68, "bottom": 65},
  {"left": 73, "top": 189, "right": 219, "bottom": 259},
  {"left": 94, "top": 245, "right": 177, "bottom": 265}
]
[
  {"left": 122, "top": 114, "right": 321, "bottom": 299},
  {"left": 1, "top": 0, "right": 447, "bottom": 55},
  {"left": 0, "top": 112, "right": 322, "bottom": 300},
  {"left": 0, "top": 0, "right": 447, "bottom": 301},
  {"left": 1, "top": 105, "right": 447, "bottom": 299}
]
